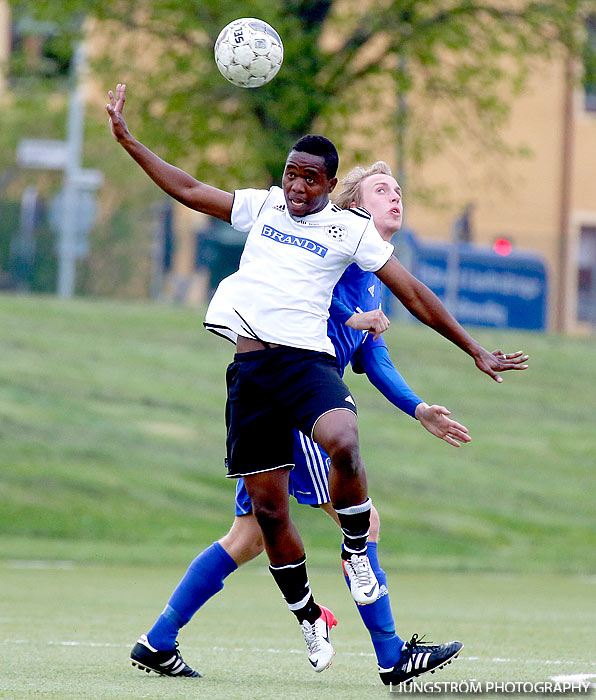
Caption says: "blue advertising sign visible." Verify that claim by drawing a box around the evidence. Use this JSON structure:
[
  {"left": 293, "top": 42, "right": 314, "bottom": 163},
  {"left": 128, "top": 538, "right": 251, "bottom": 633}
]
[{"left": 392, "top": 231, "right": 548, "bottom": 330}]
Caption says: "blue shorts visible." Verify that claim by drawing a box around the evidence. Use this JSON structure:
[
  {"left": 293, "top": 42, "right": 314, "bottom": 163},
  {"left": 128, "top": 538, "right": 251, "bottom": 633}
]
[{"left": 235, "top": 429, "right": 331, "bottom": 515}]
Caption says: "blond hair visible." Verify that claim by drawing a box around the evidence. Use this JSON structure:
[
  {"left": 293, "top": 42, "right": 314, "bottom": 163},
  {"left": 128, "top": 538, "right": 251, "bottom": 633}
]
[{"left": 334, "top": 161, "right": 393, "bottom": 210}]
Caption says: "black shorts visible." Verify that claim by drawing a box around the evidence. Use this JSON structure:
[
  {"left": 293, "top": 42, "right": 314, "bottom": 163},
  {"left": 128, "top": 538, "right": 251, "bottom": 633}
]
[{"left": 224, "top": 346, "right": 357, "bottom": 478}]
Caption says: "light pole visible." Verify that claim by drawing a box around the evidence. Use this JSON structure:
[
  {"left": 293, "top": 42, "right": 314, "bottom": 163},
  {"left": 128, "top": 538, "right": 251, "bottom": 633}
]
[{"left": 57, "top": 43, "right": 85, "bottom": 299}]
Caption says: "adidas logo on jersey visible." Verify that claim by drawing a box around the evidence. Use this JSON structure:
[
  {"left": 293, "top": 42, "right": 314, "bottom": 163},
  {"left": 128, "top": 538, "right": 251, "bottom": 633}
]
[
  {"left": 273, "top": 204, "right": 286, "bottom": 211},
  {"left": 345, "top": 395, "right": 356, "bottom": 405},
  {"left": 368, "top": 285, "right": 375, "bottom": 297}
]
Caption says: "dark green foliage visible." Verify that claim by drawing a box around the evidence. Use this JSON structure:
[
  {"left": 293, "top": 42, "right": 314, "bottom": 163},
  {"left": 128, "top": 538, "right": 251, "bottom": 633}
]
[
  {"left": 7, "top": 0, "right": 595, "bottom": 185},
  {"left": 29, "top": 211, "right": 58, "bottom": 293},
  {"left": 583, "top": 13, "right": 596, "bottom": 93},
  {"left": 0, "top": 202, "right": 19, "bottom": 271},
  {"left": 0, "top": 201, "right": 57, "bottom": 293}
]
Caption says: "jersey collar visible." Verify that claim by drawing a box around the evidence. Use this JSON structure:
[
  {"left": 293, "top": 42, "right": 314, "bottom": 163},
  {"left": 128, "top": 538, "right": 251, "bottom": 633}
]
[{"left": 287, "top": 199, "right": 334, "bottom": 224}]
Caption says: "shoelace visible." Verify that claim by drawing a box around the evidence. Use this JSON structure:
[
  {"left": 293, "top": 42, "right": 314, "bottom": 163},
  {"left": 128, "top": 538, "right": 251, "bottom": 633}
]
[
  {"left": 407, "top": 633, "right": 439, "bottom": 652},
  {"left": 349, "top": 554, "right": 374, "bottom": 586},
  {"left": 301, "top": 620, "right": 321, "bottom": 654},
  {"left": 408, "top": 633, "right": 425, "bottom": 647}
]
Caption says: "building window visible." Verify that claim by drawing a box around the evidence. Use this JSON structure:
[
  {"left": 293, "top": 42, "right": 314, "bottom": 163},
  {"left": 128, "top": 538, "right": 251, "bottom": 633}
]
[
  {"left": 584, "top": 15, "right": 596, "bottom": 113},
  {"left": 577, "top": 226, "right": 596, "bottom": 323}
]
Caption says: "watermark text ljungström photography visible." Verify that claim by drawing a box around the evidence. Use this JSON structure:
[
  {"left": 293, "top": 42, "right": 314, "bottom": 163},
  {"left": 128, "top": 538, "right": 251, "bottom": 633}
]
[{"left": 390, "top": 680, "right": 593, "bottom": 695}]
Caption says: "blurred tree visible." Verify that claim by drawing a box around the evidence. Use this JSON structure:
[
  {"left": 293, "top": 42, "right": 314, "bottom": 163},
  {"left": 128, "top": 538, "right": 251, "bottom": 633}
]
[
  {"left": 583, "top": 13, "right": 596, "bottom": 109},
  {"left": 7, "top": 0, "right": 596, "bottom": 191}
]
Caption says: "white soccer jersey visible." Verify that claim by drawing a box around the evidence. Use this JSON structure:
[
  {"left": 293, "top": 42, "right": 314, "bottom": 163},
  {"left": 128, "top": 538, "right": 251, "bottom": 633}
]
[{"left": 204, "top": 186, "right": 394, "bottom": 355}]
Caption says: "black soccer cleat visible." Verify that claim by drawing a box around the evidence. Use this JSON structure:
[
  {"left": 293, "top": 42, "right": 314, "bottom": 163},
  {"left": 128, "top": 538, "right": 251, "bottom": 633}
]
[
  {"left": 130, "top": 634, "right": 202, "bottom": 678},
  {"left": 379, "top": 634, "right": 463, "bottom": 686}
]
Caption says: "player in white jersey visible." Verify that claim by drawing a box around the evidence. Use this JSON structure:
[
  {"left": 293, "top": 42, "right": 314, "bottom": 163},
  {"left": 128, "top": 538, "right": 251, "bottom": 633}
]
[
  {"left": 107, "top": 84, "right": 529, "bottom": 674},
  {"left": 203, "top": 184, "right": 392, "bottom": 352},
  {"left": 130, "top": 164, "right": 479, "bottom": 685}
]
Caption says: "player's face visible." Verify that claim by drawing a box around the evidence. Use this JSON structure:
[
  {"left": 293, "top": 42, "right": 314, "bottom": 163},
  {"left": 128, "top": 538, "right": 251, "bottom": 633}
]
[
  {"left": 357, "top": 174, "right": 402, "bottom": 240},
  {"left": 282, "top": 151, "right": 337, "bottom": 217}
]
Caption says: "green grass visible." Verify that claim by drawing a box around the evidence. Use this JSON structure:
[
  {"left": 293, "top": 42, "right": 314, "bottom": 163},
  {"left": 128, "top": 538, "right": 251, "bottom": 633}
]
[
  {"left": 0, "top": 294, "right": 595, "bottom": 573},
  {"left": 1, "top": 561, "right": 595, "bottom": 700}
]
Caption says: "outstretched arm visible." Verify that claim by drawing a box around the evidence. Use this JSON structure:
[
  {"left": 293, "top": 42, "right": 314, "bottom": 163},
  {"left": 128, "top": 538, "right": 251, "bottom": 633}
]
[
  {"left": 357, "top": 339, "right": 470, "bottom": 447},
  {"left": 414, "top": 403, "right": 471, "bottom": 448},
  {"left": 375, "top": 256, "right": 529, "bottom": 383},
  {"left": 106, "top": 84, "right": 233, "bottom": 221},
  {"left": 356, "top": 339, "right": 421, "bottom": 417}
]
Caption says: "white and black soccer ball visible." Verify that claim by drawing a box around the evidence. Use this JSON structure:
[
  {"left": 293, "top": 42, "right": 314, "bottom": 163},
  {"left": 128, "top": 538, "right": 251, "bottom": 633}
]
[{"left": 214, "top": 18, "right": 283, "bottom": 88}]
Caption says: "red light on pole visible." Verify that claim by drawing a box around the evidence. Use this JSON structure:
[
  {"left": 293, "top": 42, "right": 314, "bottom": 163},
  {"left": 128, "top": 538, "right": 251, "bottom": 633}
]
[{"left": 493, "top": 238, "right": 512, "bottom": 256}]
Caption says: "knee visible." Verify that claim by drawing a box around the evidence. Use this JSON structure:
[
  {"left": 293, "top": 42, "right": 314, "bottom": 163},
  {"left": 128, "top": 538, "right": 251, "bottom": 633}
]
[
  {"left": 251, "top": 500, "right": 289, "bottom": 536},
  {"left": 326, "top": 425, "right": 361, "bottom": 472}
]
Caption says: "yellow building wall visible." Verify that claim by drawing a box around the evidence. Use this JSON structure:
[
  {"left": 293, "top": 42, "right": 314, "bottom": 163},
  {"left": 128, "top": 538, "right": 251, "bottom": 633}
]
[
  {"left": 405, "top": 55, "right": 596, "bottom": 331},
  {"left": 573, "top": 95, "right": 596, "bottom": 213}
]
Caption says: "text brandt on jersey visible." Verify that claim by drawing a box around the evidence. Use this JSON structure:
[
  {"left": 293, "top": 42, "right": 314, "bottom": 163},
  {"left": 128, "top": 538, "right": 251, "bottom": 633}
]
[{"left": 261, "top": 226, "right": 329, "bottom": 258}]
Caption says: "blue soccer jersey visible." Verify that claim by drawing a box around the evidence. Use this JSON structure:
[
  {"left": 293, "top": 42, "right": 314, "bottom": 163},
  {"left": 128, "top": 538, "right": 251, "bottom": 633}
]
[
  {"left": 327, "top": 263, "right": 386, "bottom": 374},
  {"left": 234, "top": 262, "right": 424, "bottom": 514}
]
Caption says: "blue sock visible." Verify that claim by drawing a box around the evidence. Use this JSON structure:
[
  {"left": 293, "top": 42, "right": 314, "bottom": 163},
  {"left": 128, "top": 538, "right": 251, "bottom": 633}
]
[
  {"left": 343, "top": 542, "right": 404, "bottom": 670},
  {"left": 147, "top": 542, "right": 237, "bottom": 650}
]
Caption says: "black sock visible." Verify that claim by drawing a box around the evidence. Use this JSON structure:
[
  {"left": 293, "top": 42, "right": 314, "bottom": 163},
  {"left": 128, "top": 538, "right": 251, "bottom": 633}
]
[
  {"left": 269, "top": 555, "right": 321, "bottom": 624},
  {"left": 336, "top": 498, "right": 372, "bottom": 559},
  {"left": 290, "top": 594, "right": 321, "bottom": 624}
]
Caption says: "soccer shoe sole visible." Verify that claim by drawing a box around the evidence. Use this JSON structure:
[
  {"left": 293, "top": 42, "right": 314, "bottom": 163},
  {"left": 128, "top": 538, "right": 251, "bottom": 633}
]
[
  {"left": 131, "top": 657, "right": 158, "bottom": 674},
  {"left": 323, "top": 650, "right": 336, "bottom": 672},
  {"left": 130, "top": 656, "right": 201, "bottom": 678},
  {"left": 311, "top": 649, "right": 336, "bottom": 673}
]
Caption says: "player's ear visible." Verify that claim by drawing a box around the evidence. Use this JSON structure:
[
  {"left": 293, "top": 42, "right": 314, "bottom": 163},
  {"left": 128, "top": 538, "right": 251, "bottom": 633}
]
[
  {"left": 328, "top": 177, "right": 338, "bottom": 193},
  {"left": 350, "top": 200, "right": 357, "bottom": 209}
]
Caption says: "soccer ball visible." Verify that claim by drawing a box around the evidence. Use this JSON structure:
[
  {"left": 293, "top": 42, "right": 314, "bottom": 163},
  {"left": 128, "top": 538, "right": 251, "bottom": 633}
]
[{"left": 214, "top": 18, "right": 283, "bottom": 88}]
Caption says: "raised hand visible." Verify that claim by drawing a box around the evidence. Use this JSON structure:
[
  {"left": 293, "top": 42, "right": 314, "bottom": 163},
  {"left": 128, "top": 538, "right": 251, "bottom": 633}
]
[
  {"left": 414, "top": 403, "right": 471, "bottom": 447},
  {"left": 104, "top": 83, "right": 234, "bottom": 221},
  {"left": 106, "top": 83, "right": 129, "bottom": 142},
  {"left": 473, "top": 347, "right": 529, "bottom": 383}
]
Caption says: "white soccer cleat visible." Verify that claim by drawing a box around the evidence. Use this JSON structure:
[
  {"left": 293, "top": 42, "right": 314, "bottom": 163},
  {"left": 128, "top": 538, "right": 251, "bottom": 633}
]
[
  {"left": 342, "top": 553, "right": 380, "bottom": 605},
  {"left": 300, "top": 605, "right": 337, "bottom": 672}
]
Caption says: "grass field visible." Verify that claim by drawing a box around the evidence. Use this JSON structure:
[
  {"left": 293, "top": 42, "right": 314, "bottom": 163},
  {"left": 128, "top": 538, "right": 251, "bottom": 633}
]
[
  {"left": 1, "top": 294, "right": 594, "bottom": 572},
  {"left": 1, "top": 294, "right": 595, "bottom": 698},
  {"left": 2, "top": 561, "right": 595, "bottom": 699}
]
